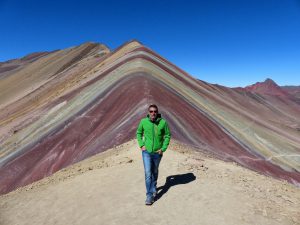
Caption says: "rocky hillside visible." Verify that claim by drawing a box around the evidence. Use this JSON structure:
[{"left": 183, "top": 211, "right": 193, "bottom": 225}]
[{"left": 1, "top": 140, "right": 299, "bottom": 225}]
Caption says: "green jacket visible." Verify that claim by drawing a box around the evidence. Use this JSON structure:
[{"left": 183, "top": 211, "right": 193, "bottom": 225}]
[{"left": 136, "top": 114, "right": 171, "bottom": 153}]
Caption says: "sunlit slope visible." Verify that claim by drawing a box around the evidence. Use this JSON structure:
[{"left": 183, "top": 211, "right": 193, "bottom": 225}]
[{"left": 0, "top": 42, "right": 109, "bottom": 109}]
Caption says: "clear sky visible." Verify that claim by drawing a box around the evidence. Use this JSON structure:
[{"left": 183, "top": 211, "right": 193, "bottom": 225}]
[{"left": 1, "top": 0, "right": 299, "bottom": 87}]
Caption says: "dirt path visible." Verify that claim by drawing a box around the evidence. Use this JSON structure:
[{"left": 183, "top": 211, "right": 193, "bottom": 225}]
[{"left": 0, "top": 140, "right": 299, "bottom": 225}]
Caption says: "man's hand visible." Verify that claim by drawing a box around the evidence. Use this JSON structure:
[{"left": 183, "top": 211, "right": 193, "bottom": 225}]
[
  {"left": 141, "top": 146, "right": 146, "bottom": 151},
  {"left": 157, "top": 149, "right": 163, "bottom": 155}
]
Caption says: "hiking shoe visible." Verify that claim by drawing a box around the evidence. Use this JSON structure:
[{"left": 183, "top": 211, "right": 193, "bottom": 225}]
[{"left": 145, "top": 196, "right": 154, "bottom": 205}]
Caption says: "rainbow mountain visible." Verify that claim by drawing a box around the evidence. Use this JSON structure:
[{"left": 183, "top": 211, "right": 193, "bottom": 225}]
[{"left": 0, "top": 40, "right": 299, "bottom": 195}]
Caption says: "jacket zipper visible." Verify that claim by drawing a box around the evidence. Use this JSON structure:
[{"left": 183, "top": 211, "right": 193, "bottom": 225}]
[{"left": 152, "top": 122, "right": 154, "bottom": 152}]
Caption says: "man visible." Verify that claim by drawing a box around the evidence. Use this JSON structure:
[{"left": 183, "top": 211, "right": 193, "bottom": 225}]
[{"left": 136, "top": 104, "right": 171, "bottom": 205}]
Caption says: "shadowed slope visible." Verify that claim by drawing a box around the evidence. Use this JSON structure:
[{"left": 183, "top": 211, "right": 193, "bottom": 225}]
[{"left": 0, "top": 41, "right": 299, "bottom": 195}]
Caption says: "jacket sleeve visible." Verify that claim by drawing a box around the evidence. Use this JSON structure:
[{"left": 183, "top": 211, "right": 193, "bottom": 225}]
[
  {"left": 161, "top": 121, "right": 171, "bottom": 152},
  {"left": 136, "top": 120, "right": 144, "bottom": 148}
]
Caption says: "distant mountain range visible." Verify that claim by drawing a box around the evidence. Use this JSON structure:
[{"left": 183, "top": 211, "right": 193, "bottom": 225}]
[
  {"left": 281, "top": 85, "right": 300, "bottom": 99},
  {"left": 0, "top": 41, "right": 299, "bottom": 195}
]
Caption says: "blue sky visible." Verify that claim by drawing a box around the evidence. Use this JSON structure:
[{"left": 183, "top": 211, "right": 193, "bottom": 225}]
[{"left": 0, "top": 0, "right": 299, "bottom": 87}]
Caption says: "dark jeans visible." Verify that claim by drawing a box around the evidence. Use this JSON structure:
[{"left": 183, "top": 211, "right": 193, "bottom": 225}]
[{"left": 142, "top": 150, "right": 163, "bottom": 198}]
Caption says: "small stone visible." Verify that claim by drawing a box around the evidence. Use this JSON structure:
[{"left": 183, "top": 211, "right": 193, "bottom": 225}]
[{"left": 263, "top": 209, "right": 267, "bottom": 217}]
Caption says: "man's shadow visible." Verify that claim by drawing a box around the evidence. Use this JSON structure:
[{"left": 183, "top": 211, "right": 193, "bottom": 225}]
[{"left": 155, "top": 173, "right": 196, "bottom": 201}]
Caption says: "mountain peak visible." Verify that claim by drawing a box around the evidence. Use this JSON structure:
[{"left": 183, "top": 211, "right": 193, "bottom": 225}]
[
  {"left": 245, "top": 78, "right": 289, "bottom": 97},
  {"left": 264, "top": 78, "right": 277, "bottom": 85}
]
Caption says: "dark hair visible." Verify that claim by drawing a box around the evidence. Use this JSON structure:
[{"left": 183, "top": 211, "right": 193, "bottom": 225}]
[{"left": 148, "top": 104, "right": 158, "bottom": 111}]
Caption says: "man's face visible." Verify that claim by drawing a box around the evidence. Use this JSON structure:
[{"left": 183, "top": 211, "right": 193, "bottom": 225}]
[{"left": 149, "top": 107, "right": 158, "bottom": 121}]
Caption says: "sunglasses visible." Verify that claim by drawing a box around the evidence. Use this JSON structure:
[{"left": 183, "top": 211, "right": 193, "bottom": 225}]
[{"left": 149, "top": 110, "right": 158, "bottom": 113}]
